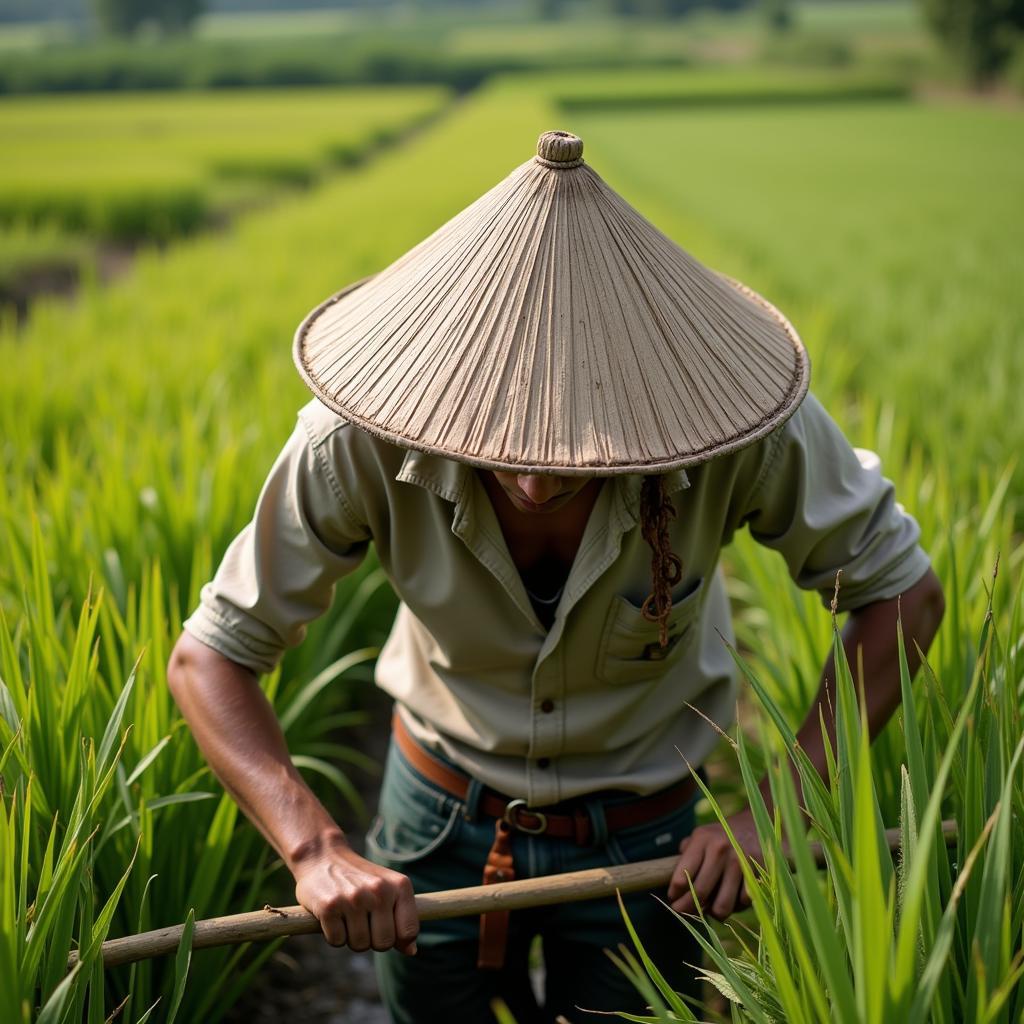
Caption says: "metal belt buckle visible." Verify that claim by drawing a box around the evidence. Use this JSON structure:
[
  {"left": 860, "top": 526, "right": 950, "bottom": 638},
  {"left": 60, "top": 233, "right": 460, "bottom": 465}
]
[{"left": 503, "top": 798, "right": 548, "bottom": 835}]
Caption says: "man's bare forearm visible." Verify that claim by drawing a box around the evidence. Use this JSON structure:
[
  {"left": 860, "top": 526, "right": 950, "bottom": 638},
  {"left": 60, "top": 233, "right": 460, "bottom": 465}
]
[
  {"left": 669, "top": 566, "right": 946, "bottom": 918},
  {"left": 762, "top": 565, "right": 947, "bottom": 813},
  {"left": 167, "top": 631, "right": 348, "bottom": 871},
  {"left": 168, "top": 631, "right": 419, "bottom": 954}
]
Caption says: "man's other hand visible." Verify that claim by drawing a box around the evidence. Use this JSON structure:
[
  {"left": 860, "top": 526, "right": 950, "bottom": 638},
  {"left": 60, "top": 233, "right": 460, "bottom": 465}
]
[{"left": 667, "top": 811, "right": 762, "bottom": 920}]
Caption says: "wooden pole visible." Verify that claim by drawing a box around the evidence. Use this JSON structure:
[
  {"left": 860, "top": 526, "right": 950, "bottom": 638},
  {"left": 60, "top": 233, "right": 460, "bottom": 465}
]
[{"left": 75, "top": 818, "right": 957, "bottom": 970}]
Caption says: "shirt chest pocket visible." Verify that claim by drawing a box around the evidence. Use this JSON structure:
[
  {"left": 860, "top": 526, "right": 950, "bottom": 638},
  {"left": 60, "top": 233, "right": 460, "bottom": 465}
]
[{"left": 596, "top": 576, "right": 705, "bottom": 686}]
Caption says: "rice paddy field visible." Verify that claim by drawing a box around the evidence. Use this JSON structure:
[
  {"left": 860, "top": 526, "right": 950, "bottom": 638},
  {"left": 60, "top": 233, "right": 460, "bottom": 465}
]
[
  {"left": 0, "top": 85, "right": 449, "bottom": 256},
  {"left": 0, "top": 83, "right": 450, "bottom": 325},
  {"left": 1, "top": 61, "right": 1022, "bottom": 1023}
]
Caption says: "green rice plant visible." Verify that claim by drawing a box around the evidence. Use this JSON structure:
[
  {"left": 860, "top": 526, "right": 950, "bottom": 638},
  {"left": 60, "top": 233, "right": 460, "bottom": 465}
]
[
  {"left": 0, "top": 81, "right": 553, "bottom": 625},
  {"left": 568, "top": 93, "right": 1024, "bottom": 512},
  {"left": 0, "top": 87, "right": 451, "bottom": 244},
  {"left": 0, "top": 181, "right": 209, "bottom": 245},
  {"left": 724, "top": 428, "right": 1020, "bottom": 822},
  {"left": 552, "top": 66, "right": 910, "bottom": 112},
  {"left": 0, "top": 561, "right": 198, "bottom": 1024},
  {"left": 0, "top": 78, "right": 554, "bottom": 1017},
  {"left": 564, "top": 81, "right": 1024, "bottom": 836},
  {"left": 0, "top": 0, "right": 935, "bottom": 96},
  {"left": 612, "top": 558, "right": 1024, "bottom": 1022},
  {"left": 3, "top": 68, "right": 1019, "bottom": 1018},
  {"left": 0, "top": 513, "right": 392, "bottom": 1021}
]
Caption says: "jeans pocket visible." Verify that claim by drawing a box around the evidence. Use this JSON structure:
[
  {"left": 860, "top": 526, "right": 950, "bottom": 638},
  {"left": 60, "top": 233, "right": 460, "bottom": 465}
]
[{"left": 365, "top": 740, "right": 465, "bottom": 867}]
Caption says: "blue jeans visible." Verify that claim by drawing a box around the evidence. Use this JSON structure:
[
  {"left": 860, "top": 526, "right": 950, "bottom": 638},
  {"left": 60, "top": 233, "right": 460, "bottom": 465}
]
[{"left": 365, "top": 737, "right": 703, "bottom": 1024}]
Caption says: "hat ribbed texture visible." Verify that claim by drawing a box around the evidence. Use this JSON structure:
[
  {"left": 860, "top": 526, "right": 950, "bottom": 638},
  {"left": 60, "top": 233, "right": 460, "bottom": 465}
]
[{"left": 294, "top": 130, "right": 809, "bottom": 475}]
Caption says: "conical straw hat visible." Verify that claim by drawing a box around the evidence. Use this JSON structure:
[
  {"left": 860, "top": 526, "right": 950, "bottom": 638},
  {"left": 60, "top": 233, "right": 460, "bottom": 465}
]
[{"left": 294, "top": 130, "right": 809, "bottom": 476}]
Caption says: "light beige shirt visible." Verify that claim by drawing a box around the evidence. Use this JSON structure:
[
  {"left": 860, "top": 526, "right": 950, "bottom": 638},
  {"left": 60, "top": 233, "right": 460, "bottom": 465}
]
[{"left": 183, "top": 392, "right": 930, "bottom": 805}]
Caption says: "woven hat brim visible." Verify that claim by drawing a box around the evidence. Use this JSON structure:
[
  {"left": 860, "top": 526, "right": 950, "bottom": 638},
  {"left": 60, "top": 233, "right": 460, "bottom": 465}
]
[{"left": 293, "top": 272, "right": 810, "bottom": 476}]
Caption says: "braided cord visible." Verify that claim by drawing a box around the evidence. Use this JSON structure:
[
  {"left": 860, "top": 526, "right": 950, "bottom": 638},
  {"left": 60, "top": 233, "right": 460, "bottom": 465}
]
[{"left": 639, "top": 475, "right": 683, "bottom": 647}]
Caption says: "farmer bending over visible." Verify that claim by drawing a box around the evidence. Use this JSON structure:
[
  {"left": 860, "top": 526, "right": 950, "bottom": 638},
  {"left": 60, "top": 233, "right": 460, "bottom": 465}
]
[{"left": 168, "top": 131, "right": 944, "bottom": 1022}]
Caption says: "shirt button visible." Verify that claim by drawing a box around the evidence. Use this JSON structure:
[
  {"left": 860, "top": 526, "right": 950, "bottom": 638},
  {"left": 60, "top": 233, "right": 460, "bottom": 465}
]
[
  {"left": 540, "top": 699, "right": 555, "bottom": 713},
  {"left": 537, "top": 757, "right": 551, "bottom": 769}
]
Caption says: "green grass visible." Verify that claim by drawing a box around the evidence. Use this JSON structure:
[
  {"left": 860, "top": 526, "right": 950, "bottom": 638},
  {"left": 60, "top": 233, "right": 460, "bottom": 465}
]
[
  {"left": 195, "top": 9, "right": 360, "bottom": 41},
  {"left": 0, "top": 0, "right": 942, "bottom": 99},
  {"left": 614, "top": 574, "right": 1024, "bottom": 1022},
  {"left": 547, "top": 64, "right": 911, "bottom": 109},
  {"left": 0, "top": 86, "right": 451, "bottom": 241},
  {"left": 0, "top": 77, "right": 557, "bottom": 1021},
  {"left": 445, "top": 1, "right": 930, "bottom": 66},
  {"left": 566, "top": 90, "right": 1024, "bottom": 509},
  {"left": 1, "top": 64, "right": 1022, "bottom": 1019}
]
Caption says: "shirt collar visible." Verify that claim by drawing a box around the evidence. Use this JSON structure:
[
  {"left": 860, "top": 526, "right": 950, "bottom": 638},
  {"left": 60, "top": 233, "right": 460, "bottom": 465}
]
[
  {"left": 395, "top": 447, "right": 690, "bottom": 513},
  {"left": 394, "top": 447, "right": 467, "bottom": 504}
]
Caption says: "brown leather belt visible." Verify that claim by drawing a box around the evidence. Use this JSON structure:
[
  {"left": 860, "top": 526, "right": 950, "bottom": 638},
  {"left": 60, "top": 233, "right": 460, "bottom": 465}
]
[{"left": 391, "top": 713, "right": 699, "bottom": 969}]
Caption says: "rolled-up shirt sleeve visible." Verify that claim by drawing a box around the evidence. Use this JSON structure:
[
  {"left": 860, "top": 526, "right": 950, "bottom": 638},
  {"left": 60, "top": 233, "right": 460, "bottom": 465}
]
[
  {"left": 182, "top": 416, "right": 371, "bottom": 675},
  {"left": 740, "top": 392, "right": 931, "bottom": 613}
]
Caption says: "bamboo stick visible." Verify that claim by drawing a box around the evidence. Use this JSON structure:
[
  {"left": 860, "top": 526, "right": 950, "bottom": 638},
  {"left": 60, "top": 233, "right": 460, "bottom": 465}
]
[{"left": 75, "top": 818, "right": 957, "bottom": 970}]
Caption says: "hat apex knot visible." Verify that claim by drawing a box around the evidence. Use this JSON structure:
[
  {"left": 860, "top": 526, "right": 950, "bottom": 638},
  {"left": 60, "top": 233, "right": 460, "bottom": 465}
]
[{"left": 536, "top": 130, "right": 583, "bottom": 168}]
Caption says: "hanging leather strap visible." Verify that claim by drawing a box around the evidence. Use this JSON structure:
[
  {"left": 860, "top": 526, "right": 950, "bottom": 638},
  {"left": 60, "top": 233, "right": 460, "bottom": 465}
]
[{"left": 477, "top": 819, "right": 515, "bottom": 969}]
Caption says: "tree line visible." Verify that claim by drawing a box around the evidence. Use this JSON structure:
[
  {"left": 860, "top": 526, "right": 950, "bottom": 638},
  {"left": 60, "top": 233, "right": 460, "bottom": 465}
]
[
  {"left": 30, "top": 0, "right": 1024, "bottom": 86},
  {"left": 94, "top": 0, "right": 203, "bottom": 34}
]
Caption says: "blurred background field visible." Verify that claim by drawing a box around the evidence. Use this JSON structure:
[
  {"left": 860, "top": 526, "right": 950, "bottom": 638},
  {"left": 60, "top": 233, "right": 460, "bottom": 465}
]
[
  {"left": 0, "top": 85, "right": 448, "bottom": 316},
  {"left": 0, "top": 85, "right": 448, "bottom": 222},
  {"left": 570, "top": 88, "right": 1024, "bottom": 500},
  {"left": 1, "top": 0, "right": 1022, "bottom": 1021}
]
